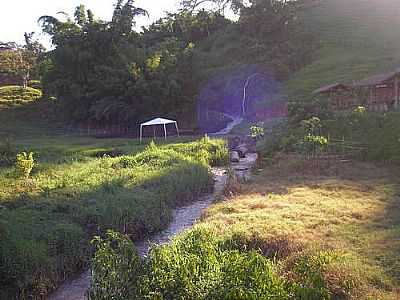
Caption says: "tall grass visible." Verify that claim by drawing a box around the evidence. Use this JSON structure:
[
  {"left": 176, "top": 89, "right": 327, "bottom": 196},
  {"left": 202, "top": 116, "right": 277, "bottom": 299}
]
[
  {"left": 0, "top": 137, "right": 228, "bottom": 298},
  {"left": 90, "top": 227, "right": 365, "bottom": 300}
]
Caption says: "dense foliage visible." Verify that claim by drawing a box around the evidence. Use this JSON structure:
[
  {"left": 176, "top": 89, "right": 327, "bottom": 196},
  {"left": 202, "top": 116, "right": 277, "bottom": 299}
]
[
  {"left": 90, "top": 227, "right": 364, "bottom": 299},
  {"left": 0, "top": 34, "right": 44, "bottom": 87},
  {"left": 324, "top": 109, "right": 400, "bottom": 163},
  {"left": 37, "top": 0, "right": 317, "bottom": 128},
  {"left": 0, "top": 138, "right": 228, "bottom": 298}
]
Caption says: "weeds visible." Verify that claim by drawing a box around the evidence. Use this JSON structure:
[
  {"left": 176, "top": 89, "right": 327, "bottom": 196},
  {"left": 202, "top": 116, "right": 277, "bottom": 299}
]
[
  {"left": 0, "top": 137, "right": 226, "bottom": 298},
  {"left": 15, "top": 151, "right": 34, "bottom": 178}
]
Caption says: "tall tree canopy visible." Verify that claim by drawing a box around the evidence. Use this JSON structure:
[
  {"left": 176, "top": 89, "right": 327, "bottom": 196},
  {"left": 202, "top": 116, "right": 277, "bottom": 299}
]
[{"left": 38, "top": 0, "right": 317, "bottom": 127}]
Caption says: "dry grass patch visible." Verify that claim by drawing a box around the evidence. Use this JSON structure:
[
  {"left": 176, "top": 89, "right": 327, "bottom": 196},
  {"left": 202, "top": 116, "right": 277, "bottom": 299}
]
[{"left": 202, "top": 155, "right": 400, "bottom": 298}]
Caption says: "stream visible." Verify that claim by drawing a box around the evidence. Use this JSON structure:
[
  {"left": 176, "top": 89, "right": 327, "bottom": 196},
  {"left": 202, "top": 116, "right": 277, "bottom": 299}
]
[
  {"left": 48, "top": 154, "right": 258, "bottom": 300},
  {"left": 210, "top": 114, "right": 243, "bottom": 136}
]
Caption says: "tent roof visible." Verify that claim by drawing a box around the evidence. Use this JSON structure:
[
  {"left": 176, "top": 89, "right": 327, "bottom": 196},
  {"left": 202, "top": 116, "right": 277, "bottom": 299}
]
[{"left": 141, "top": 117, "right": 177, "bottom": 126}]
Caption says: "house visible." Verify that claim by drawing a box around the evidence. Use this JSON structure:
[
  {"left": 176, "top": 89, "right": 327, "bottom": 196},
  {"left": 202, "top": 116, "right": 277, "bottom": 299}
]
[
  {"left": 313, "top": 68, "right": 400, "bottom": 112},
  {"left": 312, "top": 83, "right": 356, "bottom": 110},
  {"left": 353, "top": 69, "right": 400, "bottom": 112}
]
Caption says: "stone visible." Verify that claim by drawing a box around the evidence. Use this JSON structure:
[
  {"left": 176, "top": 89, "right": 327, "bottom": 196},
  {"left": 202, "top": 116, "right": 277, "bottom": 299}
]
[
  {"left": 230, "top": 151, "right": 240, "bottom": 163},
  {"left": 235, "top": 144, "right": 248, "bottom": 158}
]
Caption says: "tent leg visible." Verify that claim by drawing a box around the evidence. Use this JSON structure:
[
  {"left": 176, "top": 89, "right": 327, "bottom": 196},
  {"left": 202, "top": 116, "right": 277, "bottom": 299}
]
[
  {"left": 175, "top": 122, "right": 179, "bottom": 137},
  {"left": 164, "top": 124, "right": 167, "bottom": 140},
  {"left": 153, "top": 126, "right": 156, "bottom": 139},
  {"left": 140, "top": 125, "right": 143, "bottom": 143}
]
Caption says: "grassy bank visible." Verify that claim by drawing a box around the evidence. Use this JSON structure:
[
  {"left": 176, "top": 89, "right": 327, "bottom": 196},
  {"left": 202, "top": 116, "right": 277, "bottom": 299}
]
[
  {"left": 0, "top": 134, "right": 228, "bottom": 298},
  {"left": 91, "top": 155, "right": 400, "bottom": 299},
  {"left": 200, "top": 156, "right": 400, "bottom": 298}
]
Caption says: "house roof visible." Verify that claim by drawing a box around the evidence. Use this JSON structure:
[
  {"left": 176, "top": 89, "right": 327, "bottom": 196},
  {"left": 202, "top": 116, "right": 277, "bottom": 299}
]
[
  {"left": 353, "top": 68, "right": 400, "bottom": 87},
  {"left": 141, "top": 117, "right": 177, "bottom": 126},
  {"left": 312, "top": 83, "right": 350, "bottom": 94}
]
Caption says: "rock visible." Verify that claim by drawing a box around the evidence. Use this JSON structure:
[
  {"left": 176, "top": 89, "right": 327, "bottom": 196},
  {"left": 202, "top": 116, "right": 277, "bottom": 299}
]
[
  {"left": 87, "top": 199, "right": 97, "bottom": 205},
  {"left": 235, "top": 144, "right": 248, "bottom": 158},
  {"left": 230, "top": 151, "right": 240, "bottom": 163}
]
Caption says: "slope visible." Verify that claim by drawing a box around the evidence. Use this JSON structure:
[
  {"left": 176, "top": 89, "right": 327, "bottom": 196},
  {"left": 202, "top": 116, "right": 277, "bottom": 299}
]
[{"left": 287, "top": 0, "right": 400, "bottom": 100}]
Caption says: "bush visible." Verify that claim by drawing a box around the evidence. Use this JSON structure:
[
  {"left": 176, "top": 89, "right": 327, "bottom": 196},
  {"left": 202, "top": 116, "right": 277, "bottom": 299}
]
[
  {"left": 0, "top": 85, "right": 42, "bottom": 101},
  {"left": 28, "top": 80, "right": 42, "bottom": 90},
  {"left": 0, "top": 137, "right": 16, "bottom": 166},
  {"left": 90, "top": 230, "right": 142, "bottom": 300},
  {"left": 90, "top": 228, "right": 289, "bottom": 300},
  {"left": 250, "top": 125, "right": 265, "bottom": 139},
  {"left": 288, "top": 250, "right": 365, "bottom": 299},
  {"left": 324, "top": 110, "right": 400, "bottom": 163},
  {"left": 167, "top": 135, "right": 229, "bottom": 166},
  {"left": 15, "top": 151, "right": 34, "bottom": 178}
]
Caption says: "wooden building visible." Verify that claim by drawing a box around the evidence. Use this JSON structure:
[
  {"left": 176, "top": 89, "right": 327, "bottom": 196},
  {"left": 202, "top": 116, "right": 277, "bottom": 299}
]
[
  {"left": 312, "top": 83, "right": 356, "bottom": 110},
  {"left": 313, "top": 69, "right": 400, "bottom": 112},
  {"left": 353, "top": 69, "right": 400, "bottom": 112}
]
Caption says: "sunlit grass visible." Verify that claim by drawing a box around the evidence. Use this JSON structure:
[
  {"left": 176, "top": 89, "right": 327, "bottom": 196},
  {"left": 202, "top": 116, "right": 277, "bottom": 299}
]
[
  {"left": 0, "top": 132, "right": 228, "bottom": 298},
  {"left": 200, "top": 155, "right": 400, "bottom": 298}
]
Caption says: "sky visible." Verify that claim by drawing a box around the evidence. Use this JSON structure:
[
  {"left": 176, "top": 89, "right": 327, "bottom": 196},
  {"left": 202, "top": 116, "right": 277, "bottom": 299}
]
[{"left": 0, "top": 0, "right": 181, "bottom": 48}]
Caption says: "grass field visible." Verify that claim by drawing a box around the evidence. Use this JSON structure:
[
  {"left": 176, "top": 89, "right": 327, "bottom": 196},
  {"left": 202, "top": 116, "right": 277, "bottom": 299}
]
[
  {"left": 197, "top": 155, "right": 400, "bottom": 298},
  {"left": 89, "top": 154, "right": 400, "bottom": 299},
  {"left": 0, "top": 97, "right": 229, "bottom": 298}
]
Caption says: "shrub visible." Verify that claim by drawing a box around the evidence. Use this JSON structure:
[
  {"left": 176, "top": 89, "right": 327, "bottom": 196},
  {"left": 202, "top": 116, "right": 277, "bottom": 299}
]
[
  {"left": 0, "top": 136, "right": 16, "bottom": 166},
  {"left": 250, "top": 125, "right": 265, "bottom": 139},
  {"left": 90, "top": 230, "right": 142, "bottom": 300},
  {"left": 0, "top": 85, "right": 42, "bottom": 101},
  {"left": 299, "top": 134, "right": 329, "bottom": 159},
  {"left": 90, "top": 228, "right": 288, "bottom": 300},
  {"left": 28, "top": 80, "right": 42, "bottom": 90},
  {"left": 167, "top": 136, "right": 229, "bottom": 166},
  {"left": 288, "top": 250, "right": 365, "bottom": 299},
  {"left": 324, "top": 110, "right": 400, "bottom": 163},
  {"left": 15, "top": 151, "right": 34, "bottom": 178}
]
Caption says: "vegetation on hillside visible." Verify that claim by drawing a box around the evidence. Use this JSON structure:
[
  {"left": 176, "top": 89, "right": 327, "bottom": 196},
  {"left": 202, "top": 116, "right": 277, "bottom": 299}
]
[
  {"left": 286, "top": 0, "right": 400, "bottom": 100},
  {"left": 2, "top": 0, "right": 400, "bottom": 299},
  {"left": 35, "top": 0, "right": 316, "bottom": 129}
]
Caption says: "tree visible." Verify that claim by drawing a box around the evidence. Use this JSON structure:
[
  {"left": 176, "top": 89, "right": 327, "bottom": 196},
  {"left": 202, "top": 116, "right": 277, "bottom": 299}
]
[
  {"left": 0, "top": 38, "right": 41, "bottom": 88},
  {"left": 179, "top": 0, "right": 234, "bottom": 14},
  {"left": 74, "top": 4, "right": 88, "bottom": 26}
]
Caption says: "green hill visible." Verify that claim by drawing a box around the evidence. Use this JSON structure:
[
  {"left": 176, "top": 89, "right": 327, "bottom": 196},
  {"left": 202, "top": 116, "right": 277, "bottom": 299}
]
[{"left": 287, "top": 0, "right": 400, "bottom": 99}]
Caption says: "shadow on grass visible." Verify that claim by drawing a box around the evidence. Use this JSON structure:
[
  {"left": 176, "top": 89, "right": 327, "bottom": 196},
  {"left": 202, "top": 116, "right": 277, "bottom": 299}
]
[{"left": 0, "top": 158, "right": 212, "bottom": 299}]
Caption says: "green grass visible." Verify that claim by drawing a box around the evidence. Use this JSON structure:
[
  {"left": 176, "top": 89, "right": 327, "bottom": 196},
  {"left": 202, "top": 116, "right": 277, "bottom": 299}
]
[
  {"left": 90, "top": 154, "right": 400, "bottom": 299},
  {"left": 0, "top": 98, "right": 229, "bottom": 298},
  {"left": 198, "top": 155, "right": 400, "bottom": 298},
  {"left": 286, "top": 0, "right": 400, "bottom": 100},
  {"left": 0, "top": 85, "right": 42, "bottom": 102}
]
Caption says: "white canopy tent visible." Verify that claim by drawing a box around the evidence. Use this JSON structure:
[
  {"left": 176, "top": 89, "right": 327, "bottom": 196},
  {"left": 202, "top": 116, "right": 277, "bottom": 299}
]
[{"left": 139, "top": 117, "right": 179, "bottom": 142}]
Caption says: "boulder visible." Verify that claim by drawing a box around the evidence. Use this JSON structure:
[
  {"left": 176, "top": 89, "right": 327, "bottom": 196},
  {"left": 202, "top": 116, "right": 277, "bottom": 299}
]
[
  {"left": 230, "top": 151, "right": 240, "bottom": 163},
  {"left": 235, "top": 144, "right": 248, "bottom": 158}
]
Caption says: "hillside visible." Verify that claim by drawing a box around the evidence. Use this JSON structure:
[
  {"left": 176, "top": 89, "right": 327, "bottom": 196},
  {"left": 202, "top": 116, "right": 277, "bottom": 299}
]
[{"left": 287, "top": 0, "right": 400, "bottom": 100}]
